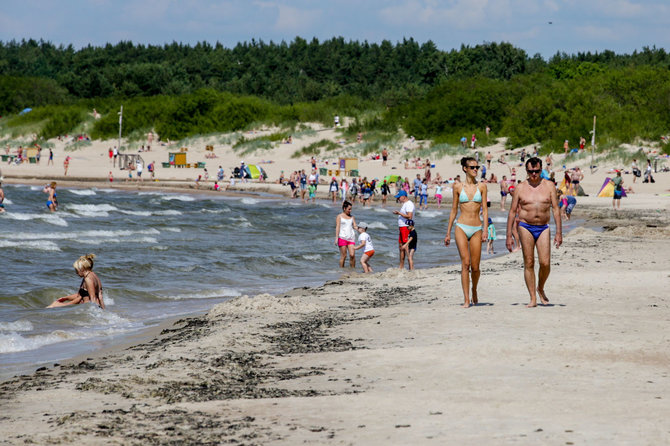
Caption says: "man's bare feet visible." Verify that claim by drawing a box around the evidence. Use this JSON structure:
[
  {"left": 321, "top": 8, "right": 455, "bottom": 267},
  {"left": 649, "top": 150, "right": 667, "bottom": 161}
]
[{"left": 537, "top": 288, "right": 550, "bottom": 305}]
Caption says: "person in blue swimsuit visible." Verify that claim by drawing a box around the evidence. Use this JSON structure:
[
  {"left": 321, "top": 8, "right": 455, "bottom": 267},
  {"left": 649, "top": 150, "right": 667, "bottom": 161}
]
[
  {"left": 445, "top": 157, "right": 488, "bottom": 308},
  {"left": 44, "top": 181, "right": 58, "bottom": 212},
  {"left": 505, "top": 157, "right": 562, "bottom": 308}
]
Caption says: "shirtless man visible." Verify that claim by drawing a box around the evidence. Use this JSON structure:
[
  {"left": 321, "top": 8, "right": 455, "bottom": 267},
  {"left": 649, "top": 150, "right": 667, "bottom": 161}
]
[{"left": 506, "top": 157, "right": 562, "bottom": 307}]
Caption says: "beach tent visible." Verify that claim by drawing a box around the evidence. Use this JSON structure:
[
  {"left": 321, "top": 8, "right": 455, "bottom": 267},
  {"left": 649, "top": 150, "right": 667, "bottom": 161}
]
[
  {"left": 244, "top": 164, "right": 261, "bottom": 179},
  {"left": 384, "top": 174, "right": 401, "bottom": 183},
  {"left": 19, "top": 108, "right": 32, "bottom": 115},
  {"left": 597, "top": 177, "right": 627, "bottom": 198}
]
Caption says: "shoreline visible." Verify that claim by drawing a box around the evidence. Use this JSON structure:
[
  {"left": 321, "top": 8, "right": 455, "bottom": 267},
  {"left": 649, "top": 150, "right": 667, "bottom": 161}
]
[{"left": 2, "top": 204, "right": 669, "bottom": 443}]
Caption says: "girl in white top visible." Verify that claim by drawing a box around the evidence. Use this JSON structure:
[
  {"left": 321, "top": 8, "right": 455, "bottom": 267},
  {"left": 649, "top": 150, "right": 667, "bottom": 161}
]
[
  {"left": 335, "top": 200, "right": 358, "bottom": 268},
  {"left": 354, "top": 222, "right": 374, "bottom": 273}
]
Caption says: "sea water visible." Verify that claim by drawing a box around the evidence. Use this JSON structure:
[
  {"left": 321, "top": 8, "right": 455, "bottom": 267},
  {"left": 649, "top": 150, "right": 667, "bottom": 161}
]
[{"left": 0, "top": 184, "right": 575, "bottom": 378}]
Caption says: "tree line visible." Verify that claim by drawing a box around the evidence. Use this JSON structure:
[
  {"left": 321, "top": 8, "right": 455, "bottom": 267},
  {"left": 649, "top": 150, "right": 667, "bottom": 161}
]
[{"left": 1, "top": 38, "right": 669, "bottom": 152}]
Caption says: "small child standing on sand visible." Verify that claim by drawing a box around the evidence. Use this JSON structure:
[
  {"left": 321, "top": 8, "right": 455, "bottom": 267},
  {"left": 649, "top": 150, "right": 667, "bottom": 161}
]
[
  {"left": 401, "top": 219, "right": 417, "bottom": 270},
  {"left": 354, "top": 222, "right": 375, "bottom": 273},
  {"left": 487, "top": 217, "right": 496, "bottom": 254}
]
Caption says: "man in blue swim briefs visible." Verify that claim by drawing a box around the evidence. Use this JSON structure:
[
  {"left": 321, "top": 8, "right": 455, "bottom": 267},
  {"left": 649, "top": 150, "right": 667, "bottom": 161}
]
[{"left": 506, "top": 157, "right": 562, "bottom": 308}]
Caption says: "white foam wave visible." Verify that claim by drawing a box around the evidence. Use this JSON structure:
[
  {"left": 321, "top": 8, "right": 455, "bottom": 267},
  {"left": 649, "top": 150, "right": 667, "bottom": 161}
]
[
  {"left": 163, "top": 287, "right": 242, "bottom": 300},
  {"left": 6, "top": 212, "right": 68, "bottom": 227},
  {"left": 119, "top": 210, "right": 152, "bottom": 216},
  {"left": 417, "top": 210, "right": 443, "bottom": 218},
  {"left": 77, "top": 237, "right": 158, "bottom": 245},
  {"left": 302, "top": 254, "right": 322, "bottom": 261},
  {"left": 491, "top": 216, "right": 507, "bottom": 223},
  {"left": 2, "top": 228, "right": 160, "bottom": 241},
  {"left": 367, "top": 222, "right": 388, "bottom": 230},
  {"left": 68, "top": 189, "right": 97, "bottom": 196},
  {"left": 241, "top": 197, "right": 259, "bottom": 205},
  {"left": 154, "top": 210, "right": 183, "bottom": 216},
  {"left": 68, "top": 204, "right": 118, "bottom": 217},
  {"left": 162, "top": 195, "right": 195, "bottom": 202},
  {"left": 373, "top": 207, "right": 391, "bottom": 213},
  {"left": 0, "top": 240, "right": 61, "bottom": 251},
  {"left": 30, "top": 186, "right": 42, "bottom": 191},
  {"left": 159, "top": 227, "right": 182, "bottom": 232},
  {"left": 3, "top": 198, "right": 13, "bottom": 205},
  {"left": 0, "top": 320, "right": 34, "bottom": 332},
  {"left": 0, "top": 331, "right": 76, "bottom": 354}
]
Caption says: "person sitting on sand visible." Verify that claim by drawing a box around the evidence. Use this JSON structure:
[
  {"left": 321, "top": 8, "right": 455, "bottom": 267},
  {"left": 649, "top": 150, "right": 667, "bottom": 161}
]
[
  {"left": 445, "top": 157, "right": 489, "bottom": 308},
  {"left": 47, "top": 254, "right": 105, "bottom": 309}
]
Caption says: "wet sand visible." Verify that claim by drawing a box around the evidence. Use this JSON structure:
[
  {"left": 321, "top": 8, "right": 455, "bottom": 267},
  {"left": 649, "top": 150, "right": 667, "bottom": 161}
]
[{"left": 1, "top": 205, "right": 669, "bottom": 444}]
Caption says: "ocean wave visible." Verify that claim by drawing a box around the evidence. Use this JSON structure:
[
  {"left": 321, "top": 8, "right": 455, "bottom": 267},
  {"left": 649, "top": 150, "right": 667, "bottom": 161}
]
[
  {"left": 0, "top": 331, "right": 76, "bottom": 354},
  {"left": 240, "top": 197, "right": 259, "bottom": 205},
  {"left": 417, "top": 210, "right": 443, "bottom": 218},
  {"left": 161, "top": 195, "right": 195, "bottom": 202},
  {"left": 67, "top": 189, "right": 97, "bottom": 196},
  {"left": 373, "top": 207, "right": 391, "bottom": 213},
  {"left": 5, "top": 212, "right": 68, "bottom": 227},
  {"left": 0, "top": 320, "right": 34, "bottom": 332},
  {"left": 154, "top": 210, "right": 183, "bottom": 216},
  {"left": 0, "top": 240, "right": 61, "bottom": 251},
  {"left": 68, "top": 204, "right": 119, "bottom": 218},
  {"left": 119, "top": 210, "right": 152, "bottom": 216},
  {"left": 162, "top": 287, "right": 242, "bottom": 300},
  {"left": 77, "top": 236, "right": 158, "bottom": 245},
  {"left": 367, "top": 222, "right": 388, "bottom": 230},
  {"left": 2, "top": 228, "right": 160, "bottom": 241},
  {"left": 3, "top": 198, "right": 13, "bottom": 205},
  {"left": 302, "top": 254, "right": 322, "bottom": 261},
  {"left": 491, "top": 216, "right": 507, "bottom": 223},
  {"left": 158, "top": 227, "right": 182, "bottom": 232}
]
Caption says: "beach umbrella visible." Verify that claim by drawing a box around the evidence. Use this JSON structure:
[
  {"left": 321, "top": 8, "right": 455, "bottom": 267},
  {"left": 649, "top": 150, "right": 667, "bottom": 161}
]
[{"left": 384, "top": 174, "right": 401, "bottom": 183}]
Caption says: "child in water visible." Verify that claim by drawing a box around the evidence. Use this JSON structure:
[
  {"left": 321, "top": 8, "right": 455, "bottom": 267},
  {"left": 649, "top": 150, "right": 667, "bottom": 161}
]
[
  {"left": 354, "top": 222, "right": 375, "bottom": 273},
  {"left": 47, "top": 254, "right": 105, "bottom": 309},
  {"left": 401, "top": 219, "right": 417, "bottom": 270},
  {"left": 308, "top": 183, "right": 316, "bottom": 203},
  {"left": 487, "top": 217, "right": 496, "bottom": 254}
]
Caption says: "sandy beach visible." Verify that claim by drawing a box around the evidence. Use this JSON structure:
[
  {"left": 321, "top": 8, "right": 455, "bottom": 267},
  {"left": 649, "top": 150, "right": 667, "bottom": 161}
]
[
  {"left": 1, "top": 198, "right": 669, "bottom": 444},
  {"left": 2, "top": 129, "right": 670, "bottom": 444}
]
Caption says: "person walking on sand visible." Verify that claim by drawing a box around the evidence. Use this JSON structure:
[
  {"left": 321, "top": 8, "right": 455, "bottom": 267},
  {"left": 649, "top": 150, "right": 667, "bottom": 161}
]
[
  {"left": 499, "top": 175, "right": 509, "bottom": 210},
  {"left": 445, "top": 157, "right": 489, "bottom": 308},
  {"left": 48, "top": 148, "right": 54, "bottom": 166},
  {"left": 335, "top": 200, "right": 358, "bottom": 268},
  {"left": 505, "top": 157, "right": 562, "bottom": 308},
  {"left": 354, "top": 222, "right": 375, "bottom": 273},
  {"left": 612, "top": 170, "right": 624, "bottom": 210},
  {"left": 47, "top": 254, "right": 105, "bottom": 309},
  {"left": 63, "top": 156, "right": 70, "bottom": 176},
  {"left": 113, "top": 146, "right": 118, "bottom": 167},
  {"left": 393, "top": 190, "right": 414, "bottom": 270},
  {"left": 329, "top": 177, "right": 339, "bottom": 203}
]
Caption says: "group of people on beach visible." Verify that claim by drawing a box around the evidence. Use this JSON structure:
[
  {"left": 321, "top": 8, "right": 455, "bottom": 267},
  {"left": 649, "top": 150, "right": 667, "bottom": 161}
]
[{"left": 335, "top": 156, "right": 563, "bottom": 309}]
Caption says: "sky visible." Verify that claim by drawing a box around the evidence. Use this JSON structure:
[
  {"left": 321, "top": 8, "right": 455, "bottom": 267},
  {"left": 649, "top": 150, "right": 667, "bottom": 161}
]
[{"left": 0, "top": 0, "right": 668, "bottom": 58}]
